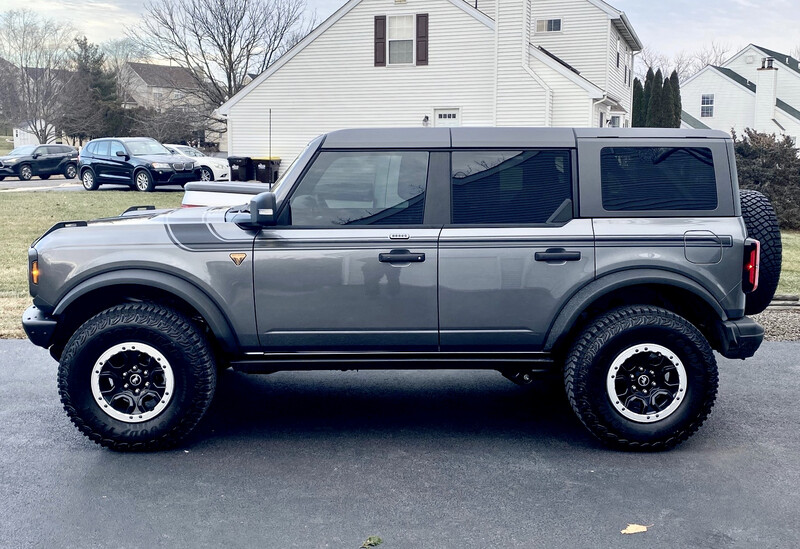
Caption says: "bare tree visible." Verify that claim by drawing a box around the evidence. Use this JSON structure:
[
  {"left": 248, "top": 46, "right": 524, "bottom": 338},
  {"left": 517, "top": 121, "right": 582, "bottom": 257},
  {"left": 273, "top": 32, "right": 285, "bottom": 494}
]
[
  {"left": 130, "top": 0, "right": 315, "bottom": 113},
  {"left": 691, "top": 41, "right": 734, "bottom": 72},
  {"left": 0, "top": 10, "right": 76, "bottom": 143},
  {"left": 101, "top": 38, "right": 149, "bottom": 103},
  {"left": 636, "top": 41, "right": 739, "bottom": 84},
  {"left": 791, "top": 44, "right": 800, "bottom": 61}
]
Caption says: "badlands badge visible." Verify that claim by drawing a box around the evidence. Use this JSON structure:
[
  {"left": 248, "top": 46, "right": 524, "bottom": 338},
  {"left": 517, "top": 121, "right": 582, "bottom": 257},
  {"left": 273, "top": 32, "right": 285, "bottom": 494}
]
[{"left": 229, "top": 253, "right": 247, "bottom": 266}]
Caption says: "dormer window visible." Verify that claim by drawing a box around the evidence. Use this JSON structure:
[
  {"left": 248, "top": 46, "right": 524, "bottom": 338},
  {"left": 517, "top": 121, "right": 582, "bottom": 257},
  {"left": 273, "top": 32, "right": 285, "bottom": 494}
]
[{"left": 536, "top": 19, "right": 562, "bottom": 33}]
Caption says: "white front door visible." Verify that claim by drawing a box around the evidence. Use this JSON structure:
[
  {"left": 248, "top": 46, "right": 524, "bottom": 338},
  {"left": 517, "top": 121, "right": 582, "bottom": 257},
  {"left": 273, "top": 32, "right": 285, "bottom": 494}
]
[{"left": 434, "top": 108, "right": 460, "bottom": 127}]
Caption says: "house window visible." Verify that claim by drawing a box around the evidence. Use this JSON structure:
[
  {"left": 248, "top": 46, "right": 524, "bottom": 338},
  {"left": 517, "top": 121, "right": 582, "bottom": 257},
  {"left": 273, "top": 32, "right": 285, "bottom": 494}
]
[
  {"left": 536, "top": 19, "right": 562, "bottom": 33},
  {"left": 616, "top": 39, "right": 620, "bottom": 68},
  {"left": 701, "top": 94, "right": 715, "bottom": 117},
  {"left": 388, "top": 15, "right": 414, "bottom": 64},
  {"left": 609, "top": 115, "right": 621, "bottom": 128}
]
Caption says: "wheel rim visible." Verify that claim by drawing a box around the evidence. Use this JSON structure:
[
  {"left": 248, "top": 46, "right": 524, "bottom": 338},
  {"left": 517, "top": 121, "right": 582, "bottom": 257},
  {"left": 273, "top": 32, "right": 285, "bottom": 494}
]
[
  {"left": 200, "top": 168, "right": 212, "bottom": 181},
  {"left": 91, "top": 342, "right": 175, "bottom": 423},
  {"left": 21, "top": 166, "right": 32, "bottom": 180},
  {"left": 136, "top": 172, "right": 149, "bottom": 191},
  {"left": 66, "top": 165, "right": 76, "bottom": 178},
  {"left": 82, "top": 171, "right": 93, "bottom": 189},
  {"left": 606, "top": 343, "right": 687, "bottom": 423}
]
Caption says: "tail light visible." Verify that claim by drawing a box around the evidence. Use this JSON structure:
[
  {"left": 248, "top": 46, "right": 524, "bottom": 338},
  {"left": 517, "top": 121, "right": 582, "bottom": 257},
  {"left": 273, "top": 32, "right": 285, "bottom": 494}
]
[{"left": 743, "top": 239, "right": 760, "bottom": 293}]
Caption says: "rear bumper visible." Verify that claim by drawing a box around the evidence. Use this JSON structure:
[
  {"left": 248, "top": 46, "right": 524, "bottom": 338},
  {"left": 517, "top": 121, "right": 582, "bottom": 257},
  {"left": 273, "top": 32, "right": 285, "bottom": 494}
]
[
  {"left": 22, "top": 305, "right": 57, "bottom": 349},
  {"left": 717, "top": 317, "right": 764, "bottom": 359}
]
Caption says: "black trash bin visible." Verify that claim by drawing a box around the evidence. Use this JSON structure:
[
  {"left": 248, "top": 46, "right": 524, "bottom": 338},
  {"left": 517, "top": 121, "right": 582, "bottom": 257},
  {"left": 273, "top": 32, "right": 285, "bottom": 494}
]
[
  {"left": 253, "top": 157, "right": 281, "bottom": 185},
  {"left": 228, "top": 156, "right": 254, "bottom": 181}
]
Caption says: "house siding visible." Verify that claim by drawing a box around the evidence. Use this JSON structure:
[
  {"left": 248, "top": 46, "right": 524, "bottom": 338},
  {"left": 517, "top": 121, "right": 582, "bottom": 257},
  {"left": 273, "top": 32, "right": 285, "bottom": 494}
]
[
  {"left": 228, "top": 0, "right": 496, "bottom": 163},
  {"left": 681, "top": 69, "right": 755, "bottom": 136},
  {"left": 725, "top": 46, "right": 800, "bottom": 102}
]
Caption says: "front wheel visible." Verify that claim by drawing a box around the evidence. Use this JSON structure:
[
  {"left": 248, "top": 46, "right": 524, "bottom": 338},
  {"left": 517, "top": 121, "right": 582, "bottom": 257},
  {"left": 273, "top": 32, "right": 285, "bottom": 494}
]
[
  {"left": 564, "top": 305, "right": 718, "bottom": 450},
  {"left": 81, "top": 169, "right": 98, "bottom": 190},
  {"left": 134, "top": 169, "right": 154, "bottom": 192},
  {"left": 19, "top": 164, "right": 33, "bottom": 181},
  {"left": 199, "top": 167, "right": 214, "bottom": 181},
  {"left": 58, "top": 303, "right": 217, "bottom": 451}
]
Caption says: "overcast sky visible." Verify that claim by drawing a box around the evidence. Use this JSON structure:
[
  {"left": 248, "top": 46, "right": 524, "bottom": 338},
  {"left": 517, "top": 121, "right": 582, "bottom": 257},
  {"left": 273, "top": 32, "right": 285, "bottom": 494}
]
[{"left": 1, "top": 0, "right": 798, "bottom": 62}]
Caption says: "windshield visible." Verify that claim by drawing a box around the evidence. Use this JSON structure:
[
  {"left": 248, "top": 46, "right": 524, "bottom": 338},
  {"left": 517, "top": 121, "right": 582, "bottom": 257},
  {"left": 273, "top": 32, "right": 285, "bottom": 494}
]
[
  {"left": 126, "top": 140, "right": 171, "bottom": 156},
  {"left": 273, "top": 135, "right": 325, "bottom": 203},
  {"left": 7, "top": 145, "right": 37, "bottom": 156},
  {"left": 175, "top": 145, "right": 205, "bottom": 157}
]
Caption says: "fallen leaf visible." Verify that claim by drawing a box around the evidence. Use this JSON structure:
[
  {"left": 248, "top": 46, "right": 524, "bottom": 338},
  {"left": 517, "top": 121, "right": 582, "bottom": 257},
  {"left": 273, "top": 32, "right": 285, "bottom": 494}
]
[{"left": 621, "top": 523, "right": 652, "bottom": 535}]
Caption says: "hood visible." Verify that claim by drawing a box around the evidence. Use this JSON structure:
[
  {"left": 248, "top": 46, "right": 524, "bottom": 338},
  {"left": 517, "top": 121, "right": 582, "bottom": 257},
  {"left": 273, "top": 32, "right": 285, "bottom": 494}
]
[{"left": 138, "top": 154, "right": 196, "bottom": 164}]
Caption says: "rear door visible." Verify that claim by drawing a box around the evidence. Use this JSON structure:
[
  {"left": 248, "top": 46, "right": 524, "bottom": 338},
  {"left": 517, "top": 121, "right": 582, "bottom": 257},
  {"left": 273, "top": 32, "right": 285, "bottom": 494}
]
[
  {"left": 253, "top": 149, "right": 441, "bottom": 351},
  {"left": 438, "top": 148, "right": 595, "bottom": 350}
]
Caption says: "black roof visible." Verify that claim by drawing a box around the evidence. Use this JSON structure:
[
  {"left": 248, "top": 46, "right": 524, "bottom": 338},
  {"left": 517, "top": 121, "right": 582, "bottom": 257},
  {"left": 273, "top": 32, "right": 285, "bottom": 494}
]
[
  {"left": 753, "top": 45, "right": 800, "bottom": 76},
  {"left": 712, "top": 66, "right": 757, "bottom": 93}
]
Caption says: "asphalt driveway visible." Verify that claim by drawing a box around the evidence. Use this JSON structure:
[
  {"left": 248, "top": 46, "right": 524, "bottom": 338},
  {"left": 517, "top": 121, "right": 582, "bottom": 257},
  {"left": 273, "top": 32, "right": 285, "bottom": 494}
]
[{"left": 1, "top": 339, "right": 798, "bottom": 548}]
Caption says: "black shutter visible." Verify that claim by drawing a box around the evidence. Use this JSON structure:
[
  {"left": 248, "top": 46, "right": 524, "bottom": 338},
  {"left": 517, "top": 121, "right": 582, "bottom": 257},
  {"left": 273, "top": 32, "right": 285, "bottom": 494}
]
[
  {"left": 375, "top": 16, "right": 386, "bottom": 67},
  {"left": 416, "top": 14, "right": 428, "bottom": 66}
]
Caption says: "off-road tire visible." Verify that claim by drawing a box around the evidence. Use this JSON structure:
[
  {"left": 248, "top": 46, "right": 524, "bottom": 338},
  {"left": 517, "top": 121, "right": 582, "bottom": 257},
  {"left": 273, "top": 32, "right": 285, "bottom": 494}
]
[
  {"left": 134, "top": 169, "right": 154, "bottom": 192},
  {"left": 740, "top": 190, "right": 782, "bottom": 315},
  {"left": 58, "top": 303, "right": 217, "bottom": 451},
  {"left": 19, "top": 164, "right": 33, "bottom": 181},
  {"left": 81, "top": 168, "right": 98, "bottom": 190},
  {"left": 564, "top": 305, "right": 718, "bottom": 451}
]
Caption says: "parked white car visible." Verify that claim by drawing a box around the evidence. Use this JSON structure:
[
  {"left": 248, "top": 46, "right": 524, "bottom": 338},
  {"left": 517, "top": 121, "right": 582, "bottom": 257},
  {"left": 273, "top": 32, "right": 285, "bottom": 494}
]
[{"left": 164, "top": 144, "right": 230, "bottom": 181}]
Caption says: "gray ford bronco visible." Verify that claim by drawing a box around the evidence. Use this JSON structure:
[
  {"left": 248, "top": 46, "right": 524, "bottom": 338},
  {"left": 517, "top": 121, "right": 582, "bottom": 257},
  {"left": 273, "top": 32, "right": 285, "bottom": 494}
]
[{"left": 23, "top": 128, "right": 781, "bottom": 451}]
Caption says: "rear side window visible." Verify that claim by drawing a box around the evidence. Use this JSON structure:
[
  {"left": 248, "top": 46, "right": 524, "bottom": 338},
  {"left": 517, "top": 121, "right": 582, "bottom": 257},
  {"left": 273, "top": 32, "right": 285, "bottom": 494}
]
[
  {"left": 601, "top": 147, "right": 717, "bottom": 211},
  {"left": 289, "top": 151, "right": 429, "bottom": 226},
  {"left": 451, "top": 150, "right": 572, "bottom": 224}
]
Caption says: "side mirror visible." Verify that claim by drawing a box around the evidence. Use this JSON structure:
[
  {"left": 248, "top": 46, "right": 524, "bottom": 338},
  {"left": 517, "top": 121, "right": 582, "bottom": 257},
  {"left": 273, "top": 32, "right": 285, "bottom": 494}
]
[
  {"left": 32, "top": 153, "right": 40, "bottom": 159},
  {"left": 250, "top": 191, "right": 278, "bottom": 226},
  {"left": 115, "top": 150, "right": 128, "bottom": 158}
]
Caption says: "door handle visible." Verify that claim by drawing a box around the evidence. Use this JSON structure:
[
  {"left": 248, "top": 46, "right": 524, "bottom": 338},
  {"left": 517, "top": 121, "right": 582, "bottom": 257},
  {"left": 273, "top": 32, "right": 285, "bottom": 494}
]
[
  {"left": 535, "top": 248, "right": 581, "bottom": 262},
  {"left": 379, "top": 249, "right": 425, "bottom": 263}
]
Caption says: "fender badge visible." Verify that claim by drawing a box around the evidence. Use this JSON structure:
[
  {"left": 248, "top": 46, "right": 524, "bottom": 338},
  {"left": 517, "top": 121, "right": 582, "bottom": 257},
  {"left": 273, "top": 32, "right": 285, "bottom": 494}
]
[{"left": 230, "top": 253, "right": 247, "bottom": 266}]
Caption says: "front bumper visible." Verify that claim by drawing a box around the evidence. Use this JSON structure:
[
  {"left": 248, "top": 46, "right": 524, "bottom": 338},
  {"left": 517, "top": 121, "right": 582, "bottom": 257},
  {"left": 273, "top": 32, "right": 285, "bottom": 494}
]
[
  {"left": 153, "top": 169, "right": 200, "bottom": 185},
  {"left": 717, "top": 316, "right": 764, "bottom": 359},
  {"left": 22, "top": 305, "right": 57, "bottom": 349},
  {"left": 0, "top": 165, "right": 19, "bottom": 177}
]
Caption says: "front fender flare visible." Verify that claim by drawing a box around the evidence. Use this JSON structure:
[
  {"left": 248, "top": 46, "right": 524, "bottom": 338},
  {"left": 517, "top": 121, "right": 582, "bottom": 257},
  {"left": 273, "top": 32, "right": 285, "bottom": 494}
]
[{"left": 52, "top": 269, "right": 239, "bottom": 352}]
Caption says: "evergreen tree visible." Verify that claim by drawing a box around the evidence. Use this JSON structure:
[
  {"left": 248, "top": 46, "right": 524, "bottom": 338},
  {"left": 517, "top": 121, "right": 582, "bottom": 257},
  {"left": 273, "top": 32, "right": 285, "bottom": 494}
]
[
  {"left": 661, "top": 77, "right": 676, "bottom": 128},
  {"left": 645, "top": 69, "right": 663, "bottom": 127},
  {"left": 642, "top": 67, "right": 654, "bottom": 126},
  {"left": 669, "top": 70, "right": 682, "bottom": 127},
  {"left": 632, "top": 78, "right": 645, "bottom": 127}
]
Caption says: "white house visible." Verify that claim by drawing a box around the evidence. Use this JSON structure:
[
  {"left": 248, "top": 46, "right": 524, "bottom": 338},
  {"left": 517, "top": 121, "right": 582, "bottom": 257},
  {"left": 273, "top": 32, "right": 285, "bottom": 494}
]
[
  {"left": 217, "top": 0, "right": 641, "bottom": 172},
  {"left": 681, "top": 44, "right": 800, "bottom": 144}
]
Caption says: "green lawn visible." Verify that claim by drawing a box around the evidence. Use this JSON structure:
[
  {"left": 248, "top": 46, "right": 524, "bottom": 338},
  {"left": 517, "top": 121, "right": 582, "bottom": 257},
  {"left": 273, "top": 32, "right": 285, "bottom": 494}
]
[
  {"left": 0, "top": 191, "right": 182, "bottom": 338},
  {"left": 0, "top": 191, "right": 797, "bottom": 338}
]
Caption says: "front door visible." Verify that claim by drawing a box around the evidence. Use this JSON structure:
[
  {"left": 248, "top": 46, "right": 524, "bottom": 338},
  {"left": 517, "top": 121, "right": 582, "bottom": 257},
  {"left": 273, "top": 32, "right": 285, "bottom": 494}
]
[
  {"left": 253, "top": 149, "right": 439, "bottom": 351},
  {"left": 438, "top": 149, "right": 595, "bottom": 350}
]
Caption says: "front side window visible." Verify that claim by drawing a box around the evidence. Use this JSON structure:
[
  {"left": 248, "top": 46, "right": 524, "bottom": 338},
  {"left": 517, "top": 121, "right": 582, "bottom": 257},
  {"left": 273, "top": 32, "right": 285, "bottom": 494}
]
[
  {"left": 289, "top": 151, "right": 429, "bottom": 226},
  {"left": 601, "top": 147, "right": 717, "bottom": 211},
  {"left": 109, "top": 141, "right": 126, "bottom": 157},
  {"left": 388, "top": 15, "right": 414, "bottom": 64},
  {"left": 451, "top": 150, "right": 572, "bottom": 224},
  {"left": 701, "top": 94, "right": 714, "bottom": 117},
  {"left": 536, "top": 19, "right": 562, "bottom": 33}
]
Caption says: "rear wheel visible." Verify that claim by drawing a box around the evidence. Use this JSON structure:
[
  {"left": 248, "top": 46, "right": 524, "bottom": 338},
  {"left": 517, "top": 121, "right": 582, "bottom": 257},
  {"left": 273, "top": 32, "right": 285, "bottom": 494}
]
[
  {"left": 564, "top": 305, "right": 718, "bottom": 451},
  {"left": 19, "top": 164, "right": 33, "bottom": 181},
  {"left": 740, "top": 190, "right": 782, "bottom": 314},
  {"left": 81, "top": 169, "right": 98, "bottom": 190},
  {"left": 64, "top": 163, "right": 77, "bottom": 179},
  {"left": 58, "top": 303, "right": 217, "bottom": 451},
  {"left": 134, "top": 169, "right": 154, "bottom": 192}
]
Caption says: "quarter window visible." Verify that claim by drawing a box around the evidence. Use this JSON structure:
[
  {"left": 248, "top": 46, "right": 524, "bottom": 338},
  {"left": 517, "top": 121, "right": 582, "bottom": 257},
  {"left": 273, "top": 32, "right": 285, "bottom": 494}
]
[
  {"left": 701, "top": 94, "right": 715, "bottom": 117},
  {"left": 289, "top": 151, "right": 429, "bottom": 226},
  {"left": 536, "top": 19, "right": 562, "bottom": 33},
  {"left": 388, "top": 15, "right": 414, "bottom": 64},
  {"left": 601, "top": 147, "right": 717, "bottom": 211},
  {"left": 451, "top": 150, "right": 572, "bottom": 224}
]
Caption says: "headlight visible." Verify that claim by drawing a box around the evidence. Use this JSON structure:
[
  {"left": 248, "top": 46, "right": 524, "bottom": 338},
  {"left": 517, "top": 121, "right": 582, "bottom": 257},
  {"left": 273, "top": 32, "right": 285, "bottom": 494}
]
[
  {"left": 5, "top": 157, "right": 19, "bottom": 164},
  {"left": 151, "top": 162, "right": 171, "bottom": 169}
]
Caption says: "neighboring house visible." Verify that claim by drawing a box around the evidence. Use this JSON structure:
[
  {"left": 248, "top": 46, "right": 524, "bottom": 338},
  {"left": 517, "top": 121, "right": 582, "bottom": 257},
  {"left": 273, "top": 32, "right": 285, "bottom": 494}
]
[
  {"left": 120, "top": 62, "right": 200, "bottom": 112},
  {"left": 680, "top": 44, "right": 800, "bottom": 144},
  {"left": 217, "top": 0, "right": 641, "bottom": 173}
]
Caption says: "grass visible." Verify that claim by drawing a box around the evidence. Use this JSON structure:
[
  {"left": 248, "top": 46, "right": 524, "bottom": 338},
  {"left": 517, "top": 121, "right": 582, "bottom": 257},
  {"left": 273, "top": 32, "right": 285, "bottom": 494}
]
[
  {"left": 0, "top": 135, "right": 12, "bottom": 155},
  {"left": 0, "top": 191, "right": 798, "bottom": 338},
  {"left": 0, "top": 190, "right": 182, "bottom": 338}
]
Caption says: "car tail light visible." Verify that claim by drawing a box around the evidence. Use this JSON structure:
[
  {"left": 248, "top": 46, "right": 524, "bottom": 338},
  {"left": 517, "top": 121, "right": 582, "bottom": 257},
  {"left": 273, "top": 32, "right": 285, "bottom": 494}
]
[{"left": 743, "top": 239, "right": 760, "bottom": 293}]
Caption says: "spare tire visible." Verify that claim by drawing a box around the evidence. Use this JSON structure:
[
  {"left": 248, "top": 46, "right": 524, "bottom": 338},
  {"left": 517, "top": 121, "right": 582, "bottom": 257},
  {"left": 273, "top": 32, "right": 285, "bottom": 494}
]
[{"left": 740, "top": 190, "right": 782, "bottom": 315}]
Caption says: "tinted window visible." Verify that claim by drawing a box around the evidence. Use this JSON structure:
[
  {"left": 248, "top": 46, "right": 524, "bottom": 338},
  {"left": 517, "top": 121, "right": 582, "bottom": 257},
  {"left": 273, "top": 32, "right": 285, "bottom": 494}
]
[
  {"left": 601, "top": 147, "right": 717, "bottom": 211},
  {"left": 84, "top": 142, "right": 96, "bottom": 155},
  {"left": 126, "top": 140, "right": 170, "bottom": 156},
  {"left": 289, "top": 151, "right": 428, "bottom": 226},
  {"left": 94, "top": 141, "right": 110, "bottom": 157},
  {"left": 109, "top": 141, "right": 126, "bottom": 157},
  {"left": 44, "top": 146, "right": 61, "bottom": 155},
  {"left": 451, "top": 150, "right": 572, "bottom": 224}
]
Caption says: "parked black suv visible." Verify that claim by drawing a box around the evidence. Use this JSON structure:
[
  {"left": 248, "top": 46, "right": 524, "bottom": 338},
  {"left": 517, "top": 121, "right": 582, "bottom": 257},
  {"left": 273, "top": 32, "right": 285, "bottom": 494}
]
[
  {"left": 78, "top": 137, "right": 200, "bottom": 192},
  {"left": 0, "top": 144, "right": 78, "bottom": 181}
]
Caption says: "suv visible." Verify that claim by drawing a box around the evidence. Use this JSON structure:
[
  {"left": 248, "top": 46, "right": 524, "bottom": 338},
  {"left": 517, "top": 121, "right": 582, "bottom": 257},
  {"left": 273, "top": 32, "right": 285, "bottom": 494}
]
[
  {"left": 78, "top": 137, "right": 200, "bottom": 192},
  {"left": 0, "top": 144, "right": 78, "bottom": 181},
  {"left": 22, "top": 128, "right": 781, "bottom": 451}
]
